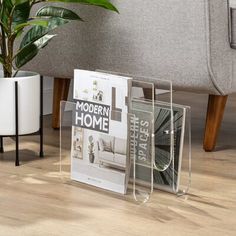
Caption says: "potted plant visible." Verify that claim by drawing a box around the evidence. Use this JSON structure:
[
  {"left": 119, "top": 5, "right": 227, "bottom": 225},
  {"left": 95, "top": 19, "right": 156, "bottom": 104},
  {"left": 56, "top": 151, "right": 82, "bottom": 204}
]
[
  {"left": 88, "top": 135, "right": 95, "bottom": 163},
  {"left": 0, "top": 0, "right": 117, "bottom": 163}
]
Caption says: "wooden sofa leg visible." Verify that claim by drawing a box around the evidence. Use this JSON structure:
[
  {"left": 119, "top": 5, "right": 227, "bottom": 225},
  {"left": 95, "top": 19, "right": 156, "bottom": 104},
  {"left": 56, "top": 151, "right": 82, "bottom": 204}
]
[
  {"left": 143, "top": 88, "right": 155, "bottom": 100},
  {"left": 203, "top": 94, "right": 228, "bottom": 152},
  {"left": 52, "top": 78, "right": 71, "bottom": 129}
]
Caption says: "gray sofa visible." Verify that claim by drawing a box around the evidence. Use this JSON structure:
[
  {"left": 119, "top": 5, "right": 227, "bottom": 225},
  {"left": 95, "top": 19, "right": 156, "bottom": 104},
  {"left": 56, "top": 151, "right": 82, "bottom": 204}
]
[
  {"left": 24, "top": 0, "right": 236, "bottom": 151},
  {"left": 97, "top": 134, "right": 127, "bottom": 170}
]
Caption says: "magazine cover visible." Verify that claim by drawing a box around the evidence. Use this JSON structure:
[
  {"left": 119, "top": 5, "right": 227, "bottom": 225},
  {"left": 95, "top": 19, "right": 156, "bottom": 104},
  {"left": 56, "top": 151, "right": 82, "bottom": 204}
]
[
  {"left": 131, "top": 100, "right": 186, "bottom": 193},
  {"left": 71, "top": 70, "right": 132, "bottom": 194}
]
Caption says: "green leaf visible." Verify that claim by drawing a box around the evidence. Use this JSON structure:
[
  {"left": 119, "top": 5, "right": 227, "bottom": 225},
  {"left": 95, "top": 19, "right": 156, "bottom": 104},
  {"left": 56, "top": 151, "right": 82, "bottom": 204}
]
[
  {"left": 19, "top": 17, "right": 68, "bottom": 49},
  {"left": 0, "top": 0, "right": 30, "bottom": 30},
  {"left": 13, "top": 18, "right": 50, "bottom": 32},
  {"left": 1, "top": 0, "right": 13, "bottom": 14},
  {"left": 15, "top": 34, "right": 56, "bottom": 68},
  {"left": 0, "top": 54, "right": 4, "bottom": 64},
  {"left": 37, "top": 6, "right": 83, "bottom": 21},
  {"left": 46, "top": 0, "right": 119, "bottom": 13},
  {"left": 0, "top": 0, "right": 13, "bottom": 27},
  {"left": 12, "top": 0, "right": 29, "bottom": 6},
  {"left": 15, "top": 29, "right": 24, "bottom": 38},
  {"left": 13, "top": 1, "right": 30, "bottom": 25}
]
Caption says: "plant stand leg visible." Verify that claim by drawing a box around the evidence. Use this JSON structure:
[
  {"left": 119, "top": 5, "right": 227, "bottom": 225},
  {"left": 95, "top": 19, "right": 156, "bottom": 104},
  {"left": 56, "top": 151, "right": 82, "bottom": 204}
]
[
  {"left": 39, "top": 131, "right": 44, "bottom": 158},
  {"left": 15, "top": 82, "right": 19, "bottom": 166},
  {"left": 15, "top": 134, "right": 19, "bottom": 166},
  {"left": 52, "top": 78, "right": 71, "bottom": 129},
  {"left": 0, "top": 137, "right": 4, "bottom": 153},
  {"left": 40, "top": 75, "right": 44, "bottom": 157}
]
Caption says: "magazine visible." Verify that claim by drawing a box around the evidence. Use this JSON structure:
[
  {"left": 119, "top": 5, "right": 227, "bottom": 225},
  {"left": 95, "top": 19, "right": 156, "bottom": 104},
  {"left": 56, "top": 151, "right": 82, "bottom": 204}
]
[
  {"left": 71, "top": 70, "right": 132, "bottom": 194},
  {"left": 131, "top": 100, "right": 186, "bottom": 193}
]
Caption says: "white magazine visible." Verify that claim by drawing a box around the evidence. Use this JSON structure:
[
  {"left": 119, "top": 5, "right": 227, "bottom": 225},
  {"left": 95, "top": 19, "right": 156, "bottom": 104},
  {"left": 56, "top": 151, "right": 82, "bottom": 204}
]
[{"left": 71, "top": 70, "right": 132, "bottom": 194}]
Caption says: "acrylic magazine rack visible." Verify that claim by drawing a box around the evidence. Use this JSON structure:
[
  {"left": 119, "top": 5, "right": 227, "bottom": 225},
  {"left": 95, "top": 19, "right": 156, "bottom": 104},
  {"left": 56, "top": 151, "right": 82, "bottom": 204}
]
[{"left": 59, "top": 69, "right": 191, "bottom": 203}]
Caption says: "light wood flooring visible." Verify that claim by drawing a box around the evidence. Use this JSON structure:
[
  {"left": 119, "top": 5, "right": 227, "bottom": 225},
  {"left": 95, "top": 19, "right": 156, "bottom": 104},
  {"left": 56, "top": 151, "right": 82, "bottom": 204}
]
[{"left": 0, "top": 92, "right": 235, "bottom": 236}]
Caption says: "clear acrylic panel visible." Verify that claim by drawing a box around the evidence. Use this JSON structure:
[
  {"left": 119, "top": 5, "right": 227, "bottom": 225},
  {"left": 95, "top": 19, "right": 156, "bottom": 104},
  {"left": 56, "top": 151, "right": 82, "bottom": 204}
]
[
  {"left": 175, "top": 105, "right": 191, "bottom": 196},
  {"left": 60, "top": 101, "right": 74, "bottom": 182},
  {"left": 60, "top": 100, "right": 155, "bottom": 202},
  {"left": 129, "top": 107, "right": 154, "bottom": 203}
]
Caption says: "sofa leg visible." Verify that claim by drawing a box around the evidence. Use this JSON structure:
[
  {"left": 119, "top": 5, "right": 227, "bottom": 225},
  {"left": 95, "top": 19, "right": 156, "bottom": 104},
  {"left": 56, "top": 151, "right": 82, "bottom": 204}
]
[
  {"left": 52, "top": 78, "right": 71, "bottom": 129},
  {"left": 143, "top": 88, "right": 155, "bottom": 100},
  {"left": 203, "top": 94, "right": 228, "bottom": 152}
]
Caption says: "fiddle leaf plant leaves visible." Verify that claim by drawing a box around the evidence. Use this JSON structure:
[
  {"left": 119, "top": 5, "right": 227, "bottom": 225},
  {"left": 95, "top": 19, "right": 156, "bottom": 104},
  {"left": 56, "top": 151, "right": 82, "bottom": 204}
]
[
  {"left": 46, "top": 0, "right": 119, "bottom": 13},
  {"left": 13, "top": 18, "right": 50, "bottom": 33},
  {"left": 18, "top": 6, "right": 84, "bottom": 48},
  {"left": 1, "top": 0, "right": 29, "bottom": 23},
  {"left": 12, "top": 1, "right": 31, "bottom": 25},
  {"left": 0, "top": 55, "right": 4, "bottom": 64},
  {"left": 36, "top": 6, "right": 83, "bottom": 21},
  {"left": 20, "top": 17, "right": 69, "bottom": 49},
  {"left": 0, "top": 0, "right": 13, "bottom": 27},
  {"left": 0, "top": 0, "right": 118, "bottom": 77},
  {"left": 15, "top": 34, "right": 56, "bottom": 68}
]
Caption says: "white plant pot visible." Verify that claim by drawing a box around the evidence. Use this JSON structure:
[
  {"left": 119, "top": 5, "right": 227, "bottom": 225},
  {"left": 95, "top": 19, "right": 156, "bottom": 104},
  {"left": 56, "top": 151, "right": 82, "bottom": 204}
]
[{"left": 0, "top": 71, "right": 40, "bottom": 136}]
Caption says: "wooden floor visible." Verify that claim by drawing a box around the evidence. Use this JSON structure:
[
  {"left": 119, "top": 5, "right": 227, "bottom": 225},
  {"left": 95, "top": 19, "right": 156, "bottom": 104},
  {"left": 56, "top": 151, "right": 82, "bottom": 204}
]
[{"left": 0, "top": 92, "right": 236, "bottom": 236}]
